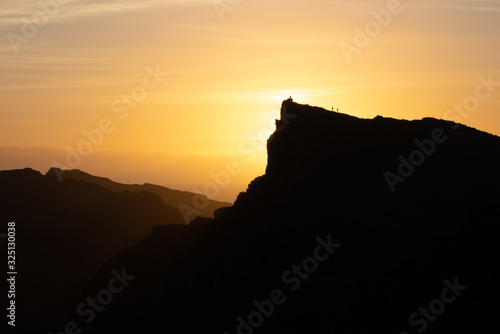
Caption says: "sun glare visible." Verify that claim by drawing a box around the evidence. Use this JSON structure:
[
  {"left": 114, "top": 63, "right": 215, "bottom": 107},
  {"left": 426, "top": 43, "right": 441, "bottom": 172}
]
[{"left": 257, "top": 90, "right": 311, "bottom": 103}]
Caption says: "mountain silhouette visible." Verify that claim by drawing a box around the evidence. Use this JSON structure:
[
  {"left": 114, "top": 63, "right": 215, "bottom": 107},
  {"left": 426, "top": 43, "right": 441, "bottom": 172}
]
[
  {"left": 0, "top": 168, "right": 228, "bottom": 329},
  {"left": 46, "top": 167, "right": 231, "bottom": 220},
  {"left": 7, "top": 100, "right": 500, "bottom": 333}
]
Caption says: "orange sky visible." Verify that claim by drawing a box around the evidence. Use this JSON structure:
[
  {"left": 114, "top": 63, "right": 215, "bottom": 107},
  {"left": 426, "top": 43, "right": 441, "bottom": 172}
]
[{"left": 1, "top": 0, "right": 500, "bottom": 202}]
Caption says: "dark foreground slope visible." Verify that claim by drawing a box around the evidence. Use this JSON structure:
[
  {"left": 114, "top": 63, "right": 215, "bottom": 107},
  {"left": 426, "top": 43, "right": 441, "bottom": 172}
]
[
  {"left": 45, "top": 100, "right": 500, "bottom": 333},
  {"left": 0, "top": 169, "right": 191, "bottom": 329},
  {"left": 46, "top": 168, "right": 231, "bottom": 220}
]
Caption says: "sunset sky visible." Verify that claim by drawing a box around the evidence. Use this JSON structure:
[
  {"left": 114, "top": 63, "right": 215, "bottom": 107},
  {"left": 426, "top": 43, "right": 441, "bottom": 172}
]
[{"left": 1, "top": 0, "right": 499, "bottom": 202}]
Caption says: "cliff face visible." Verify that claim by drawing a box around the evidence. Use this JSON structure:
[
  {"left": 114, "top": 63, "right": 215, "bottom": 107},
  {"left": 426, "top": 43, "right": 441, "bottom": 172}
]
[
  {"left": 39, "top": 101, "right": 500, "bottom": 334},
  {"left": 264, "top": 100, "right": 500, "bottom": 203}
]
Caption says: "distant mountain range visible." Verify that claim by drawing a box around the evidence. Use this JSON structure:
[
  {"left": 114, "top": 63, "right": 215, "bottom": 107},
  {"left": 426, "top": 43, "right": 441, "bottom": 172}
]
[
  {"left": 0, "top": 168, "right": 229, "bottom": 328},
  {"left": 3, "top": 99, "right": 500, "bottom": 333},
  {"left": 46, "top": 167, "right": 231, "bottom": 220}
]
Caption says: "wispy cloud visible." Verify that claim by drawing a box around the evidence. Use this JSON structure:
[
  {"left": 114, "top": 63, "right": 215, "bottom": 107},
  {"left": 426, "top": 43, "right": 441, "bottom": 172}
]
[{"left": 1, "top": 0, "right": 211, "bottom": 27}]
